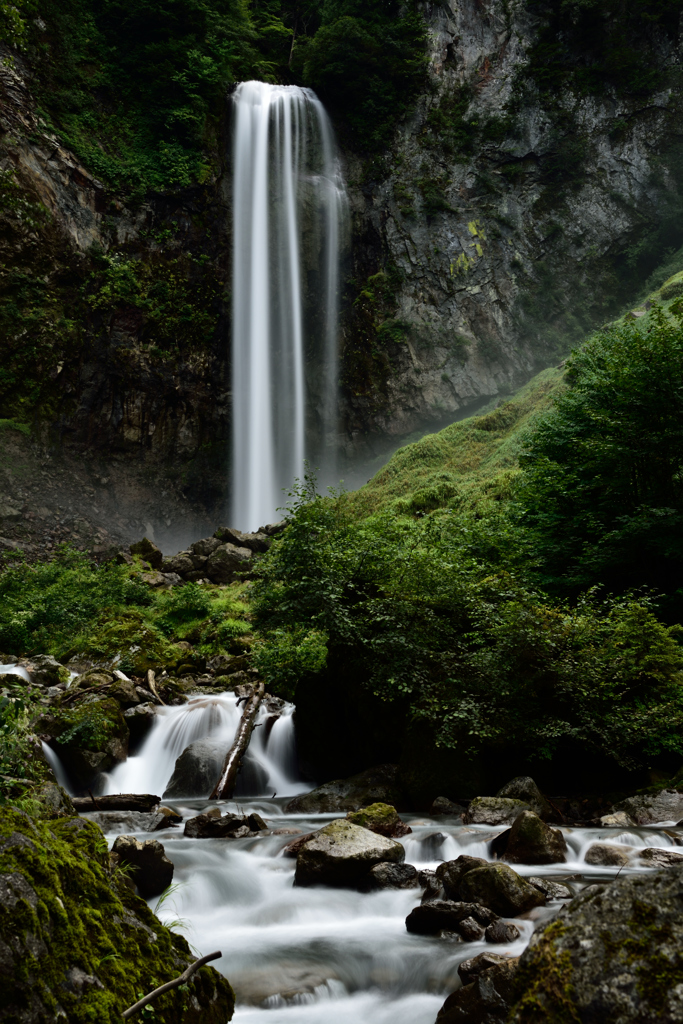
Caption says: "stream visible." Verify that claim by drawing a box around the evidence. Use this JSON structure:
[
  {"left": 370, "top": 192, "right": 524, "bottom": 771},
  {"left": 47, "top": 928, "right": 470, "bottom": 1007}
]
[{"left": 67, "top": 691, "right": 683, "bottom": 1023}]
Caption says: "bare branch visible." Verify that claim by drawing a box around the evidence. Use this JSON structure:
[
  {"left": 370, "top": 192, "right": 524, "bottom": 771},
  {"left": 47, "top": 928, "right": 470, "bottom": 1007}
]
[{"left": 121, "top": 951, "right": 222, "bottom": 1019}]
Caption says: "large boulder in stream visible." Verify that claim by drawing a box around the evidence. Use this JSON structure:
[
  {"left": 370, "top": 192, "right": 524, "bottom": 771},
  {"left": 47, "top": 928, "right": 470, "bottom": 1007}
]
[
  {"left": 294, "top": 819, "right": 405, "bottom": 888},
  {"left": 460, "top": 863, "right": 546, "bottom": 916},
  {"left": 346, "top": 802, "right": 411, "bottom": 837},
  {"left": 610, "top": 788, "right": 683, "bottom": 824},
  {"left": 508, "top": 865, "right": 683, "bottom": 1022},
  {"left": 110, "top": 835, "right": 174, "bottom": 897},
  {"left": 496, "top": 777, "right": 552, "bottom": 820},
  {"left": 490, "top": 810, "right": 567, "bottom": 865},
  {"left": 285, "top": 764, "right": 405, "bottom": 813},
  {"left": 438, "top": 956, "right": 520, "bottom": 1024},
  {"left": 463, "top": 796, "right": 532, "bottom": 826},
  {"left": 163, "top": 739, "right": 224, "bottom": 798}
]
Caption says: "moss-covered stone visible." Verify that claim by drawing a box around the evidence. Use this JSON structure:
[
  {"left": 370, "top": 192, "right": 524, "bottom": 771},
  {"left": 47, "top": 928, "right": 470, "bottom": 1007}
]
[
  {"left": 37, "top": 697, "right": 129, "bottom": 791},
  {"left": 0, "top": 807, "right": 234, "bottom": 1023},
  {"left": 346, "top": 802, "right": 410, "bottom": 837}
]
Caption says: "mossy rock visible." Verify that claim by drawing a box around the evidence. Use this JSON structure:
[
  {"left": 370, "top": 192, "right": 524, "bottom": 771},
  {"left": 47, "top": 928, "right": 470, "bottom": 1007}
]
[
  {"left": 346, "top": 802, "right": 410, "bottom": 837},
  {"left": 38, "top": 697, "right": 129, "bottom": 791},
  {"left": 0, "top": 807, "right": 234, "bottom": 1022}
]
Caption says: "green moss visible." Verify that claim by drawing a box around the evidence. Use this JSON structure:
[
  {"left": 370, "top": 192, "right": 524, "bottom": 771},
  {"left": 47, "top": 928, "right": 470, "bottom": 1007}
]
[
  {"left": 346, "top": 801, "right": 399, "bottom": 830},
  {"left": 0, "top": 807, "right": 234, "bottom": 1022},
  {"left": 601, "top": 899, "right": 683, "bottom": 1013},
  {"left": 510, "top": 920, "right": 579, "bottom": 1023}
]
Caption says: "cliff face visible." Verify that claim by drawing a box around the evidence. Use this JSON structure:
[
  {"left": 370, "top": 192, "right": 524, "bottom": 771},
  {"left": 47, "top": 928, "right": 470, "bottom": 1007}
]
[
  {"left": 339, "top": 0, "right": 683, "bottom": 456},
  {"left": 1, "top": 0, "right": 682, "bottom": 540}
]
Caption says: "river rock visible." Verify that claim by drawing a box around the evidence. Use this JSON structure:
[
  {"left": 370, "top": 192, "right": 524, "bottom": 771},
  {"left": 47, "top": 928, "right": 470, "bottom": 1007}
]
[
  {"left": 436, "top": 855, "right": 489, "bottom": 900},
  {"left": 490, "top": 810, "right": 567, "bottom": 864},
  {"left": 285, "top": 764, "right": 405, "bottom": 813},
  {"left": 584, "top": 842, "right": 633, "bottom": 867},
  {"left": 110, "top": 835, "right": 174, "bottom": 897},
  {"left": 496, "top": 777, "right": 552, "bottom": 820},
  {"left": 458, "top": 952, "right": 512, "bottom": 986},
  {"left": 430, "top": 796, "right": 466, "bottom": 816},
  {"left": 460, "top": 864, "right": 546, "bottom": 916},
  {"left": 507, "top": 865, "right": 683, "bottom": 1022},
  {"left": 72, "top": 793, "right": 160, "bottom": 812},
  {"left": 247, "top": 812, "right": 268, "bottom": 832},
  {"left": 438, "top": 957, "right": 519, "bottom": 1024},
  {"left": 486, "top": 918, "right": 521, "bottom": 943},
  {"left": 599, "top": 810, "right": 636, "bottom": 827},
  {"left": 206, "top": 542, "right": 252, "bottom": 584},
  {"left": 638, "top": 846, "right": 683, "bottom": 867},
  {"left": 130, "top": 537, "right": 163, "bottom": 569},
  {"left": 528, "top": 877, "right": 573, "bottom": 900},
  {"left": 162, "top": 739, "right": 223, "bottom": 798},
  {"left": 89, "top": 810, "right": 172, "bottom": 833},
  {"left": 346, "top": 802, "right": 411, "bottom": 837},
  {"left": 406, "top": 900, "right": 498, "bottom": 935},
  {"left": 463, "top": 797, "right": 532, "bottom": 825},
  {"left": 214, "top": 526, "right": 271, "bottom": 553},
  {"left": 611, "top": 788, "right": 683, "bottom": 824},
  {"left": 184, "top": 812, "right": 247, "bottom": 838},
  {"left": 359, "top": 862, "right": 419, "bottom": 891},
  {"left": 24, "top": 654, "right": 69, "bottom": 688},
  {"left": 294, "top": 819, "right": 405, "bottom": 888},
  {"left": 36, "top": 781, "right": 76, "bottom": 818},
  {"left": 123, "top": 702, "right": 157, "bottom": 748}
]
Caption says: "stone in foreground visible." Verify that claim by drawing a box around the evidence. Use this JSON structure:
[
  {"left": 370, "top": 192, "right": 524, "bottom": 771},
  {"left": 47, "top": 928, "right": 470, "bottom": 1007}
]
[
  {"left": 438, "top": 956, "right": 519, "bottom": 1024},
  {"left": 490, "top": 810, "right": 567, "bottom": 865},
  {"left": 508, "top": 865, "right": 683, "bottom": 1022},
  {"left": 110, "top": 834, "right": 174, "bottom": 897},
  {"left": 459, "top": 863, "right": 546, "bottom": 916},
  {"left": 294, "top": 819, "right": 404, "bottom": 888},
  {"left": 463, "top": 796, "right": 532, "bottom": 825}
]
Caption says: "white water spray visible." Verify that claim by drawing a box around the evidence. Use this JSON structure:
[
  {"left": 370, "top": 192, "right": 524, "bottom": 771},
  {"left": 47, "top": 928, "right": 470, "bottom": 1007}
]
[{"left": 231, "top": 80, "right": 347, "bottom": 531}]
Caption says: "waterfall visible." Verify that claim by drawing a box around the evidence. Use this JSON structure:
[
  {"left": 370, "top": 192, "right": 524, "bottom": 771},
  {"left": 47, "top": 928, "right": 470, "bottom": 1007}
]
[{"left": 231, "top": 80, "right": 347, "bottom": 531}]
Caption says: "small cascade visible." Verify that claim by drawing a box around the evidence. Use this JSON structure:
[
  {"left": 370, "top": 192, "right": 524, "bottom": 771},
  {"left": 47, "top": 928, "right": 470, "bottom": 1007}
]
[
  {"left": 103, "top": 692, "right": 307, "bottom": 799},
  {"left": 41, "top": 740, "right": 73, "bottom": 793},
  {"left": 231, "top": 80, "right": 348, "bottom": 531}
]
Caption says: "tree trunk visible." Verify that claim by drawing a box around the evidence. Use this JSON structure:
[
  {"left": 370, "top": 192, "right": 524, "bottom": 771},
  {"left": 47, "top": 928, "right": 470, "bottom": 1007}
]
[{"left": 210, "top": 682, "right": 265, "bottom": 799}]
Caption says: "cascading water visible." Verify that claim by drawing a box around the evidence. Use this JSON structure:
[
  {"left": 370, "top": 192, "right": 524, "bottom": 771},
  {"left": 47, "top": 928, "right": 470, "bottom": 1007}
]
[{"left": 231, "top": 80, "right": 348, "bottom": 531}]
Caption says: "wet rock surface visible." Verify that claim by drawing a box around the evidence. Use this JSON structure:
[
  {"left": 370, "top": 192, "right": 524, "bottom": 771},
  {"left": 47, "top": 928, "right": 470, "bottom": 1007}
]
[
  {"left": 508, "top": 865, "right": 683, "bottom": 1022},
  {"left": 584, "top": 842, "right": 633, "bottom": 867},
  {"left": 285, "top": 764, "right": 405, "bottom": 814},
  {"left": 163, "top": 739, "right": 224, "bottom": 799},
  {"left": 611, "top": 788, "right": 683, "bottom": 825},
  {"left": 294, "top": 819, "right": 405, "bottom": 888},
  {"left": 184, "top": 812, "right": 255, "bottom": 838},
  {"left": 490, "top": 810, "right": 567, "bottom": 865},
  {"left": 496, "top": 778, "right": 552, "bottom": 821},
  {"left": 463, "top": 797, "right": 532, "bottom": 826},
  {"left": 437, "top": 956, "right": 520, "bottom": 1024},
  {"left": 110, "top": 834, "right": 174, "bottom": 898},
  {"left": 346, "top": 801, "right": 412, "bottom": 837},
  {"left": 459, "top": 863, "right": 546, "bottom": 917},
  {"left": 405, "top": 899, "right": 498, "bottom": 936}
]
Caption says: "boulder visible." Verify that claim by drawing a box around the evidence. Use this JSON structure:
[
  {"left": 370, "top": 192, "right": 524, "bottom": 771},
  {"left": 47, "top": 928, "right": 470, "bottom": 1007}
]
[
  {"left": 110, "top": 835, "right": 173, "bottom": 897},
  {"left": 611, "top": 788, "right": 683, "bottom": 824},
  {"left": 162, "top": 739, "right": 223, "bottom": 799},
  {"left": 463, "top": 797, "right": 532, "bottom": 826},
  {"left": 438, "top": 957, "right": 519, "bottom": 1024},
  {"left": 205, "top": 543, "right": 252, "bottom": 584},
  {"left": 162, "top": 552, "right": 195, "bottom": 576},
  {"left": 489, "top": 810, "right": 567, "bottom": 865},
  {"left": 584, "top": 843, "right": 633, "bottom": 867},
  {"left": 406, "top": 900, "right": 497, "bottom": 935},
  {"left": 527, "top": 877, "right": 573, "bottom": 900},
  {"left": 130, "top": 537, "right": 163, "bottom": 569},
  {"left": 24, "top": 655, "right": 69, "bottom": 688},
  {"left": 294, "top": 819, "right": 405, "bottom": 888},
  {"left": 89, "top": 810, "right": 171, "bottom": 833},
  {"left": 190, "top": 536, "right": 223, "bottom": 558},
  {"left": 72, "top": 793, "right": 160, "bottom": 812},
  {"left": 599, "top": 810, "right": 636, "bottom": 827},
  {"left": 436, "top": 855, "right": 489, "bottom": 901},
  {"left": 460, "top": 864, "right": 546, "bottom": 916},
  {"left": 346, "top": 802, "right": 411, "bottom": 837},
  {"left": 36, "top": 782, "right": 76, "bottom": 818},
  {"left": 285, "top": 764, "right": 405, "bottom": 814},
  {"left": 214, "top": 526, "right": 271, "bottom": 553},
  {"left": 359, "top": 862, "right": 419, "bottom": 891},
  {"left": 508, "top": 865, "right": 683, "bottom": 1022},
  {"left": 458, "top": 952, "right": 512, "bottom": 986},
  {"left": 639, "top": 846, "right": 683, "bottom": 867},
  {"left": 496, "top": 777, "right": 552, "bottom": 820},
  {"left": 247, "top": 812, "right": 268, "bottom": 832},
  {"left": 486, "top": 919, "right": 521, "bottom": 943},
  {"left": 184, "top": 813, "right": 248, "bottom": 838},
  {"left": 430, "top": 796, "right": 466, "bottom": 816},
  {"left": 123, "top": 702, "right": 157, "bottom": 748}
]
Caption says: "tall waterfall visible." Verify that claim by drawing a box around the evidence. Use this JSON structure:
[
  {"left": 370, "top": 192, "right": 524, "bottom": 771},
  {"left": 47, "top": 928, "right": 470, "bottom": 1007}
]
[{"left": 231, "top": 80, "right": 347, "bottom": 531}]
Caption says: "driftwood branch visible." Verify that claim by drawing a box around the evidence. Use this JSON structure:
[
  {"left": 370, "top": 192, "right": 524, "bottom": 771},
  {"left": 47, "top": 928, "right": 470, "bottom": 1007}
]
[
  {"left": 121, "top": 951, "right": 221, "bottom": 1019},
  {"left": 147, "top": 669, "right": 166, "bottom": 706},
  {"left": 210, "top": 682, "right": 265, "bottom": 799}
]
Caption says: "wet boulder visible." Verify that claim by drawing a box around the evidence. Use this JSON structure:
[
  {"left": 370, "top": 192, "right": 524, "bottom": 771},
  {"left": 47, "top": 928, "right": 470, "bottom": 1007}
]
[
  {"left": 162, "top": 739, "right": 223, "bottom": 799},
  {"left": 285, "top": 764, "right": 405, "bottom": 814},
  {"left": 486, "top": 919, "right": 521, "bottom": 943},
  {"left": 40, "top": 697, "right": 128, "bottom": 791},
  {"left": 359, "top": 862, "right": 419, "bottom": 891},
  {"left": 206, "top": 542, "right": 252, "bottom": 584},
  {"left": 438, "top": 956, "right": 519, "bottom": 1024},
  {"left": 430, "top": 796, "right": 466, "bottom": 816},
  {"left": 346, "top": 802, "right": 411, "bottom": 838},
  {"left": 639, "top": 847, "right": 683, "bottom": 867},
  {"left": 460, "top": 864, "right": 546, "bottom": 916},
  {"left": 599, "top": 810, "right": 636, "bottom": 827},
  {"left": 110, "top": 835, "right": 173, "bottom": 897},
  {"left": 610, "top": 788, "right": 683, "bottom": 824},
  {"left": 184, "top": 812, "right": 248, "bottom": 838},
  {"left": 436, "top": 855, "right": 489, "bottom": 901},
  {"left": 496, "top": 777, "right": 552, "bottom": 820},
  {"left": 406, "top": 900, "right": 498, "bottom": 936},
  {"left": 24, "top": 654, "right": 70, "bottom": 688},
  {"left": 458, "top": 951, "right": 513, "bottom": 986},
  {"left": 463, "top": 797, "right": 532, "bottom": 826},
  {"left": 584, "top": 842, "right": 633, "bottom": 867},
  {"left": 508, "top": 865, "right": 683, "bottom": 1022},
  {"left": 490, "top": 810, "right": 567, "bottom": 865},
  {"left": 528, "top": 877, "right": 573, "bottom": 900},
  {"left": 36, "top": 782, "right": 76, "bottom": 818},
  {"left": 89, "top": 810, "right": 173, "bottom": 833},
  {"left": 123, "top": 702, "right": 157, "bottom": 749},
  {"left": 294, "top": 819, "right": 405, "bottom": 888}
]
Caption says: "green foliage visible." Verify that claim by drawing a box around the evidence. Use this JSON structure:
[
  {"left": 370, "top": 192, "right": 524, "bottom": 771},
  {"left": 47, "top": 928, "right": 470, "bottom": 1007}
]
[
  {"left": 0, "top": 0, "right": 33, "bottom": 48},
  {"left": 0, "top": 695, "right": 46, "bottom": 792},
  {"left": 252, "top": 474, "right": 683, "bottom": 771},
  {"left": 517, "top": 305, "right": 683, "bottom": 608},
  {"left": 301, "top": 0, "right": 428, "bottom": 150}
]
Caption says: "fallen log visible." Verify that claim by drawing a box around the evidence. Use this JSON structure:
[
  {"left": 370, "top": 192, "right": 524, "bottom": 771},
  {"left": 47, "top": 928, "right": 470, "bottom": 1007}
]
[
  {"left": 147, "top": 669, "right": 165, "bottom": 705},
  {"left": 210, "top": 681, "right": 265, "bottom": 799},
  {"left": 121, "top": 950, "right": 221, "bottom": 1019},
  {"left": 72, "top": 793, "right": 160, "bottom": 813}
]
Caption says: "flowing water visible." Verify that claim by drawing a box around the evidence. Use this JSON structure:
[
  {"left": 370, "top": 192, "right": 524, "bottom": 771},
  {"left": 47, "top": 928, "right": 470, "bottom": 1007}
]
[
  {"left": 75, "top": 689, "right": 683, "bottom": 1024},
  {"left": 231, "top": 81, "right": 348, "bottom": 531}
]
